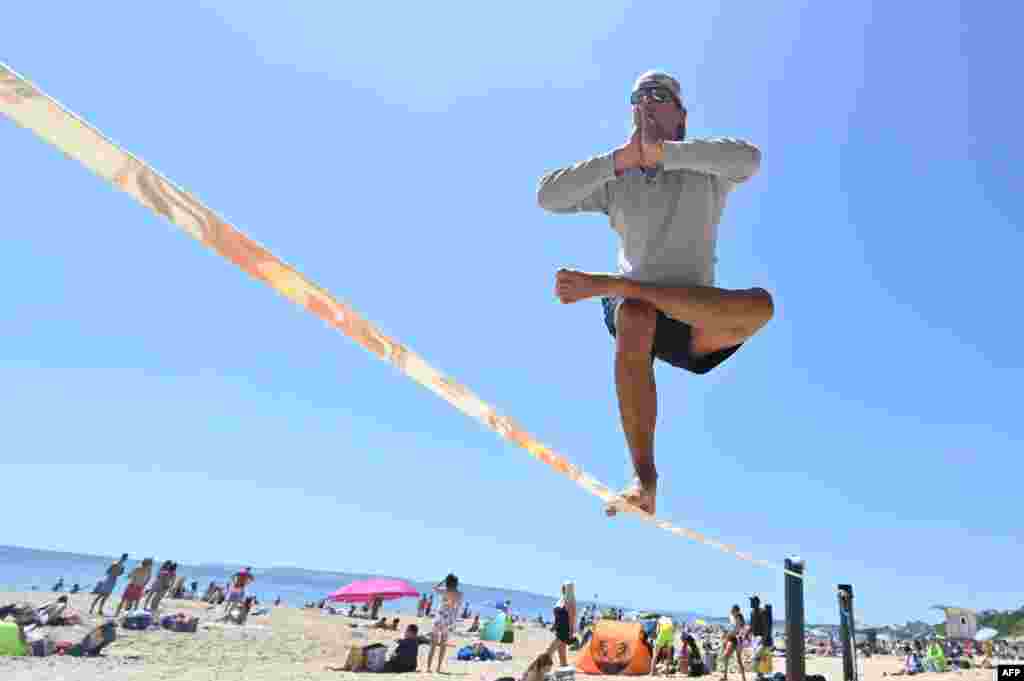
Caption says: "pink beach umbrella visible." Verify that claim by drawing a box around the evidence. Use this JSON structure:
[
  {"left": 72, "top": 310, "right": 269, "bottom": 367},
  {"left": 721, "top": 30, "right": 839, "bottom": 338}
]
[{"left": 328, "top": 578, "right": 420, "bottom": 604}]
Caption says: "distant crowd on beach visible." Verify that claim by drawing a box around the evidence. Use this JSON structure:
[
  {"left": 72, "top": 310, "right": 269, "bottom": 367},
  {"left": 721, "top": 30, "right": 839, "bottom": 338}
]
[
  {"left": 0, "top": 553, "right": 293, "bottom": 658},
  {"left": 78, "top": 553, "right": 268, "bottom": 626}
]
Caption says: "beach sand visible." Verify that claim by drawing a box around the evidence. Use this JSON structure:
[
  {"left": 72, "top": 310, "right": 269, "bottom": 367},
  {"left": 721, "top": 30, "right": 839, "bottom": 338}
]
[{"left": 0, "top": 592, "right": 1007, "bottom": 681}]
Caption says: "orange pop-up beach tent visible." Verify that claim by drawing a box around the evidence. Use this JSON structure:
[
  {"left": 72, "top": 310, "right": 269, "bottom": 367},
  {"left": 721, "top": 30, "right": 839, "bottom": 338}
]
[{"left": 575, "top": 621, "right": 653, "bottom": 675}]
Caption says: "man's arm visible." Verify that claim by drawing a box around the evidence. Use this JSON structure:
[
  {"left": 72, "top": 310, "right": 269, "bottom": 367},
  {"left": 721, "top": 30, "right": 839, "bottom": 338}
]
[
  {"left": 655, "top": 138, "right": 762, "bottom": 183},
  {"left": 536, "top": 151, "right": 616, "bottom": 214}
]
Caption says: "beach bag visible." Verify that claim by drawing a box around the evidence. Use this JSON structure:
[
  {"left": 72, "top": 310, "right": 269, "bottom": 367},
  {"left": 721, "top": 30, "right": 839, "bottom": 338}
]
[
  {"left": 31, "top": 637, "right": 56, "bottom": 657},
  {"left": 176, "top": 616, "right": 199, "bottom": 633},
  {"left": 365, "top": 644, "right": 388, "bottom": 672},
  {"left": 342, "top": 645, "right": 366, "bottom": 671},
  {"left": 122, "top": 611, "right": 152, "bottom": 631},
  {"left": 458, "top": 645, "right": 475, "bottom": 661}
]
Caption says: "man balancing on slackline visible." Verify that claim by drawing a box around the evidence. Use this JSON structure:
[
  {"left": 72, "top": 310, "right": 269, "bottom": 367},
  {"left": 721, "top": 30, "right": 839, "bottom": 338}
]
[{"left": 537, "top": 70, "right": 773, "bottom": 516}]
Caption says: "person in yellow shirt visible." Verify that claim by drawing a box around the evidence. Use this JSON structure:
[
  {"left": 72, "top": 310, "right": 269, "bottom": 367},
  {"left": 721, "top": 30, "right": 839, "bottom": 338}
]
[{"left": 651, "top": 616, "right": 675, "bottom": 675}]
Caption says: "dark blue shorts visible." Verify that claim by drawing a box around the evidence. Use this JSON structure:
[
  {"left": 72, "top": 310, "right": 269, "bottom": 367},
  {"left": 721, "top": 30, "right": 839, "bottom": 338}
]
[{"left": 601, "top": 297, "right": 743, "bottom": 375}]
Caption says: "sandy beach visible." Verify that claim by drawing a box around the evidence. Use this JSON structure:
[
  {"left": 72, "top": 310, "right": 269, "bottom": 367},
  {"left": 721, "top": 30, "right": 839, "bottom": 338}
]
[{"left": 0, "top": 591, "right": 1010, "bottom": 681}]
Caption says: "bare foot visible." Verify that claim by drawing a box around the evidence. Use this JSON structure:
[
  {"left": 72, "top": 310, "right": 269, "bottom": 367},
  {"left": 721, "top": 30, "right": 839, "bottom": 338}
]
[
  {"left": 555, "top": 269, "right": 620, "bottom": 304},
  {"left": 605, "top": 478, "right": 657, "bottom": 517}
]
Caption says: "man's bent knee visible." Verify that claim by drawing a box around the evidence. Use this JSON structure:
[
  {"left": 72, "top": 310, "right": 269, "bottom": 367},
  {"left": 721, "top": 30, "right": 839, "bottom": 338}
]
[
  {"left": 615, "top": 299, "right": 657, "bottom": 352},
  {"left": 748, "top": 287, "right": 774, "bottom": 332}
]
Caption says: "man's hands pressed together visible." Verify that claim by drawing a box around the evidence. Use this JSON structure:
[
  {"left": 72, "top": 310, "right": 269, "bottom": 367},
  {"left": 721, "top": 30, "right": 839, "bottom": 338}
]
[{"left": 613, "top": 105, "right": 667, "bottom": 175}]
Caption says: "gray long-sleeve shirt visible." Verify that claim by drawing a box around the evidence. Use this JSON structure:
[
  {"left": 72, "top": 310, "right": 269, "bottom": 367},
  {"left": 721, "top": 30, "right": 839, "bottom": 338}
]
[{"left": 537, "top": 138, "right": 761, "bottom": 288}]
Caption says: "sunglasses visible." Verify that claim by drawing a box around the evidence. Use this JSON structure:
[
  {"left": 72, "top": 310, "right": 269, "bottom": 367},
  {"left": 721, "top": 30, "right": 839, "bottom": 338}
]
[{"left": 630, "top": 86, "right": 676, "bottom": 105}]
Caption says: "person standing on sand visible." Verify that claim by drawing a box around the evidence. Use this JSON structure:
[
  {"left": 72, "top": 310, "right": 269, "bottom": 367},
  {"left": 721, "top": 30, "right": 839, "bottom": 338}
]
[
  {"left": 721, "top": 605, "right": 747, "bottom": 681},
  {"left": 537, "top": 70, "right": 770, "bottom": 516},
  {"left": 144, "top": 560, "right": 172, "bottom": 612},
  {"left": 426, "top": 573, "right": 463, "bottom": 674},
  {"left": 150, "top": 561, "right": 177, "bottom": 614},
  {"left": 89, "top": 553, "right": 128, "bottom": 617},
  {"left": 115, "top": 557, "right": 153, "bottom": 616},
  {"left": 548, "top": 581, "right": 577, "bottom": 667}
]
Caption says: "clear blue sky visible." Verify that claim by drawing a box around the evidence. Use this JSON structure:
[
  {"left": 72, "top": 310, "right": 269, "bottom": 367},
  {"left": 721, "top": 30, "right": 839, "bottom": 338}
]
[{"left": 3, "top": 2, "right": 1020, "bottom": 627}]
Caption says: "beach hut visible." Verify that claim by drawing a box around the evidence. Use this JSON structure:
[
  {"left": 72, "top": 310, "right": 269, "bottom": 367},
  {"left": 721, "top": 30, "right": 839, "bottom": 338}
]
[{"left": 932, "top": 606, "right": 978, "bottom": 640}]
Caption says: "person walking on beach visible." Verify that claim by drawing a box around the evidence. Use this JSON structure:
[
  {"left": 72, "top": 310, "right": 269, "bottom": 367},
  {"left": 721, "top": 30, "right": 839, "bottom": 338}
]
[
  {"left": 537, "top": 70, "right": 770, "bottom": 516},
  {"left": 721, "top": 605, "right": 747, "bottom": 681},
  {"left": 548, "top": 581, "right": 577, "bottom": 667},
  {"left": 115, "top": 557, "right": 153, "bottom": 616},
  {"left": 426, "top": 573, "right": 463, "bottom": 674},
  {"left": 143, "top": 561, "right": 175, "bottom": 614},
  {"left": 89, "top": 553, "right": 128, "bottom": 617}
]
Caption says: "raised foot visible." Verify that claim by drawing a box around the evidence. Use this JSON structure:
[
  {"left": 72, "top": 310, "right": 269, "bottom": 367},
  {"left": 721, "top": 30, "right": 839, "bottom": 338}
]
[{"left": 555, "top": 269, "right": 618, "bottom": 304}]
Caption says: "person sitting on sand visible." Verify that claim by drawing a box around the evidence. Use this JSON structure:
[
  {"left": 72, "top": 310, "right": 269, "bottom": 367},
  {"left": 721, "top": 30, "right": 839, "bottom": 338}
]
[
  {"left": 426, "top": 573, "right": 463, "bottom": 674},
  {"left": 221, "top": 595, "right": 256, "bottom": 626},
  {"left": 683, "top": 634, "right": 705, "bottom": 676},
  {"left": 518, "top": 652, "right": 556, "bottom": 681},
  {"left": 89, "top": 553, "right": 128, "bottom": 617},
  {"left": 35, "top": 596, "right": 70, "bottom": 626},
  {"left": 924, "top": 640, "right": 947, "bottom": 672},
  {"left": 380, "top": 623, "right": 424, "bottom": 673},
  {"left": 115, "top": 557, "right": 151, "bottom": 614},
  {"left": 894, "top": 644, "right": 922, "bottom": 675},
  {"left": 391, "top": 617, "right": 400, "bottom": 631},
  {"left": 468, "top": 614, "right": 481, "bottom": 633},
  {"left": 371, "top": 617, "right": 389, "bottom": 629},
  {"left": 980, "top": 640, "right": 994, "bottom": 669}
]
